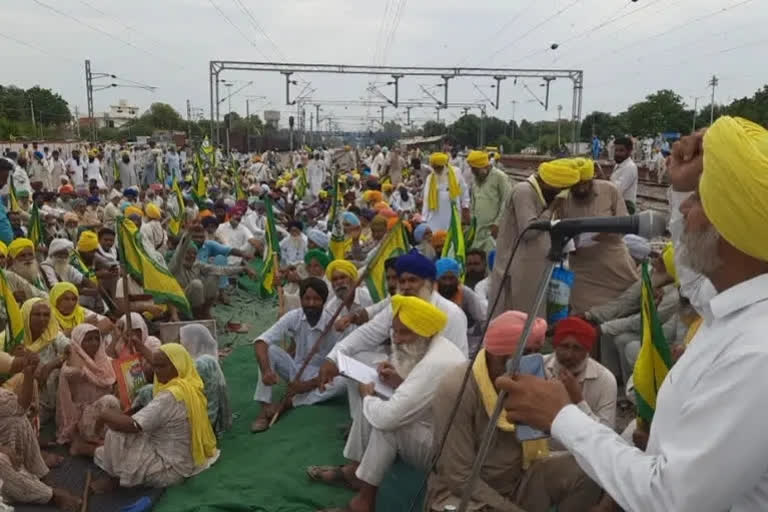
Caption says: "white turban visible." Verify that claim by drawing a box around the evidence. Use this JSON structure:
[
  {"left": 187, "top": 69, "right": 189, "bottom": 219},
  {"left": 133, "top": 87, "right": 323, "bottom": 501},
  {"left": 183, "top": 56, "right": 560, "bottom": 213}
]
[{"left": 624, "top": 234, "right": 651, "bottom": 261}]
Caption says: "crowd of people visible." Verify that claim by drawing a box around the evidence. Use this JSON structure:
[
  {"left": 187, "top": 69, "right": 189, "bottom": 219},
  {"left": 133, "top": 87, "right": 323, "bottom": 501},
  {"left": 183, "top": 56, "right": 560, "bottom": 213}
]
[{"left": 0, "top": 112, "right": 765, "bottom": 512}]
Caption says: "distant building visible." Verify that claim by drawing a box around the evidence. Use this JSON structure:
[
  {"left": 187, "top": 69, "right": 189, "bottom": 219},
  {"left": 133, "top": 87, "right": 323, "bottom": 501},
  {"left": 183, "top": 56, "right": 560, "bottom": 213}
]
[{"left": 79, "top": 99, "right": 140, "bottom": 130}]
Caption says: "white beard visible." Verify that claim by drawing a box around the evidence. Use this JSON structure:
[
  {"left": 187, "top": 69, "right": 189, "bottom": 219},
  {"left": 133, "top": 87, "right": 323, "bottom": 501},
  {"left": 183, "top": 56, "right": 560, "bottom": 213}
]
[
  {"left": 52, "top": 258, "right": 70, "bottom": 279},
  {"left": 12, "top": 260, "right": 41, "bottom": 284},
  {"left": 397, "top": 282, "right": 434, "bottom": 301},
  {"left": 680, "top": 223, "right": 722, "bottom": 275},
  {"left": 391, "top": 337, "right": 430, "bottom": 378}
]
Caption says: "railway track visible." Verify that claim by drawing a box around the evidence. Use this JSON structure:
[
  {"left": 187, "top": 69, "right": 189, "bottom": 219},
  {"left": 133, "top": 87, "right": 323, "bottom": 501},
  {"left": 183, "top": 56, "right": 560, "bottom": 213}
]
[{"left": 502, "top": 168, "right": 669, "bottom": 212}]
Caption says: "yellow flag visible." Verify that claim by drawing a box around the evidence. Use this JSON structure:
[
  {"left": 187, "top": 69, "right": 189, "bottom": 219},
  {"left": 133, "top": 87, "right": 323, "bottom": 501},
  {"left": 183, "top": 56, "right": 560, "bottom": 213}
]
[
  {"left": 169, "top": 178, "right": 186, "bottom": 236},
  {"left": 0, "top": 269, "right": 24, "bottom": 351},
  {"left": 365, "top": 220, "right": 410, "bottom": 302},
  {"left": 117, "top": 216, "right": 191, "bottom": 317}
]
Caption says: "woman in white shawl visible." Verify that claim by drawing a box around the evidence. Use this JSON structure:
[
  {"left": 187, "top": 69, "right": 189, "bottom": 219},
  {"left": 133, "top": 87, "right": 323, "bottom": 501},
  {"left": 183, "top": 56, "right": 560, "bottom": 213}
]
[{"left": 180, "top": 325, "right": 232, "bottom": 436}]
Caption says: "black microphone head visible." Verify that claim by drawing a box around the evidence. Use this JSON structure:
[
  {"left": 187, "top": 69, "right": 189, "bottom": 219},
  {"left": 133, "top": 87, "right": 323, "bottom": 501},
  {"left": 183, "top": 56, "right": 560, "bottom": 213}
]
[{"left": 637, "top": 210, "right": 669, "bottom": 239}]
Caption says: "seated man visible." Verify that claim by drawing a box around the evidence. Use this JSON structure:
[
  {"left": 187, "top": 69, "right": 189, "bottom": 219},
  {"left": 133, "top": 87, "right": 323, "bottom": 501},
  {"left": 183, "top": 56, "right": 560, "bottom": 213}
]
[
  {"left": 584, "top": 246, "right": 679, "bottom": 384},
  {"left": 333, "top": 251, "right": 468, "bottom": 368},
  {"left": 474, "top": 249, "right": 494, "bottom": 301},
  {"left": 7, "top": 238, "right": 48, "bottom": 292},
  {"left": 324, "top": 259, "right": 372, "bottom": 337},
  {"left": 311, "top": 295, "right": 466, "bottom": 512},
  {"left": 544, "top": 317, "right": 617, "bottom": 429},
  {"left": 250, "top": 277, "right": 346, "bottom": 433},
  {"left": 464, "top": 248, "right": 487, "bottom": 290},
  {"left": 427, "top": 311, "right": 600, "bottom": 512},
  {"left": 435, "top": 257, "right": 487, "bottom": 357},
  {"left": 0, "top": 350, "right": 82, "bottom": 510},
  {"left": 69, "top": 231, "right": 106, "bottom": 312}
]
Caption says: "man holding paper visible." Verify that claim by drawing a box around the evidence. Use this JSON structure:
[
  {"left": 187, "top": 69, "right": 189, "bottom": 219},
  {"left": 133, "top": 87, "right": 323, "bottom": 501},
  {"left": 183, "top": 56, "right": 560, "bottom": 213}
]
[{"left": 309, "top": 295, "right": 465, "bottom": 512}]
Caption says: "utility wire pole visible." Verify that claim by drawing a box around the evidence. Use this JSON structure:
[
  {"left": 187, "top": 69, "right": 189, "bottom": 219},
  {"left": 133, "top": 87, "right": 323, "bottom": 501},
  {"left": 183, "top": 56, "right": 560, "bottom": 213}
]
[
  {"left": 557, "top": 104, "right": 563, "bottom": 148},
  {"left": 708, "top": 75, "right": 719, "bottom": 126}
]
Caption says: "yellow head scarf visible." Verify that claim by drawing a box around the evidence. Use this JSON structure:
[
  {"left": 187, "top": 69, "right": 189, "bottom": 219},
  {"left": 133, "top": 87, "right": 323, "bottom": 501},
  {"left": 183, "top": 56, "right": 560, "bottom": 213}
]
[
  {"left": 538, "top": 158, "right": 582, "bottom": 188},
  {"left": 0, "top": 241, "right": 7, "bottom": 257},
  {"left": 21, "top": 298, "right": 60, "bottom": 353},
  {"left": 145, "top": 203, "right": 162, "bottom": 220},
  {"left": 77, "top": 231, "right": 99, "bottom": 252},
  {"left": 390, "top": 295, "right": 447, "bottom": 338},
  {"left": 701, "top": 116, "right": 768, "bottom": 262},
  {"left": 153, "top": 343, "right": 217, "bottom": 466},
  {"left": 50, "top": 282, "right": 86, "bottom": 330},
  {"left": 427, "top": 154, "right": 461, "bottom": 211},
  {"left": 466, "top": 150, "right": 490, "bottom": 169},
  {"left": 325, "top": 259, "right": 358, "bottom": 281},
  {"left": 573, "top": 157, "right": 595, "bottom": 181},
  {"left": 124, "top": 206, "right": 143, "bottom": 218},
  {"left": 9, "top": 238, "right": 34, "bottom": 259}
]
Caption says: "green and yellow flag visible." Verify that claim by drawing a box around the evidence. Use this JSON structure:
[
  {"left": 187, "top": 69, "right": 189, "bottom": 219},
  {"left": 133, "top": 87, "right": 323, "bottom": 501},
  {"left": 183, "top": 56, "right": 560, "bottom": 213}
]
[
  {"left": 201, "top": 136, "right": 215, "bottom": 167},
  {"left": 463, "top": 216, "right": 477, "bottom": 249},
  {"left": 168, "top": 178, "right": 185, "bottom": 236},
  {"left": 116, "top": 216, "right": 191, "bottom": 317},
  {"left": 27, "top": 203, "right": 44, "bottom": 248},
  {"left": 8, "top": 177, "right": 20, "bottom": 214},
  {"left": 634, "top": 261, "right": 673, "bottom": 426},
  {"left": 0, "top": 269, "right": 24, "bottom": 352},
  {"left": 259, "top": 196, "right": 281, "bottom": 296},
  {"left": 441, "top": 203, "right": 467, "bottom": 281},
  {"left": 365, "top": 220, "right": 409, "bottom": 303},
  {"left": 294, "top": 167, "right": 308, "bottom": 201}
]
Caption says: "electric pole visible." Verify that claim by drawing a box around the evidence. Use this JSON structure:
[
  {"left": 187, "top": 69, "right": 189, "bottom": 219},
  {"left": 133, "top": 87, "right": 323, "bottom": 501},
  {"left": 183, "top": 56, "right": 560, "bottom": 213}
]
[
  {"left": 30, "top": 99, "right": 36, "bottom": 130},
  {"left": 708, "top": 75, "right": 719, "bottom": 125},
  {"left": 511, "top": 100, "right": 517, "bottom": 141},
  {"left": 692, "top": 96, "right": 699, "bottom": 132},
  {"left": 557, "top": 104, "right": 563, "bottom": 148},
  {"left": 85, "top": 59, "right": 95, "bottom": 142},
  {"left": 186, "top": 99, "right": 192, "bottom": 140}
]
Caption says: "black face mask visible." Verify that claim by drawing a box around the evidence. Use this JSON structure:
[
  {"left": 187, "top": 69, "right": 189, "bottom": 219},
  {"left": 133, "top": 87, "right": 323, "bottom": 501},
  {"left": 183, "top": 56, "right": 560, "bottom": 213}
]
[
  {"left": 438, "top": 283, "right": 459, "bottom": 299},
  {"left": 464, "top": 270, "right": 485, "bottom": 288},
  {"left": 304, "top": 307, "right": 323, "bottom": 326},
  {"left": 399, "top": 189, "right": 409, "bottom": 201},
  {"left": 122, "top": 155, "right": 130, "bottom": 163}
]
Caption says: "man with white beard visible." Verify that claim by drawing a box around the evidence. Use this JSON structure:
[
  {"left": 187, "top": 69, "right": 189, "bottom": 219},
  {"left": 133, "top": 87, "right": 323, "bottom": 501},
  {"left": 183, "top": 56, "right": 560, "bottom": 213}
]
[
  {"left": 323, "top": 259, "right": 372, "bottom": 338},
  {"left": 7, "top": 238, "right": 48, "bottom": 292},
  {"left": 497, "top": 117, "right": 768, "bottom": 511},
  {"left": 39, "top": 238, "right": 88, "bottom": 290},
  {"left": 311, "top": 295, "right": 465, "bottom": 512}
]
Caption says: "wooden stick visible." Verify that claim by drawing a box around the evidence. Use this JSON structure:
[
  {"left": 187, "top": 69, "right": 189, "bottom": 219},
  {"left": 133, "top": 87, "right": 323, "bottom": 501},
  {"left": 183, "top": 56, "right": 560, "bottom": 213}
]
[
  {"left": 81, "top": 469, "right": 92, "bottom": 512},
  {"left": 274, "top": 251, "right": 285, "bottom": 318}
]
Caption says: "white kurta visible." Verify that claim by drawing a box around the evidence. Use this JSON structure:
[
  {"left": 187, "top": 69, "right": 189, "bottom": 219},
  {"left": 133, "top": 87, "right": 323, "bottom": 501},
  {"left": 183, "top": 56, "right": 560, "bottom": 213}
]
[
  {"left": 421, "top": 169, "right": 469, "bottom": 232},
  {"left": 325, "top": 287, "right": 373, "bottom": 338},
  {"left": 609, "top": 158, "right": 638, "bottom": 204},
  {"left": 307, "top": 160, "right": 326, "bottom": 198},
  {"left": 66, "top": 158, "right": 85, "bottom": 187},
  {"left": 215, "top": 222, "right": 254, "bottom": 265},
  {"left": 551, "top": 274, "right": 768, "bottom": 512}
]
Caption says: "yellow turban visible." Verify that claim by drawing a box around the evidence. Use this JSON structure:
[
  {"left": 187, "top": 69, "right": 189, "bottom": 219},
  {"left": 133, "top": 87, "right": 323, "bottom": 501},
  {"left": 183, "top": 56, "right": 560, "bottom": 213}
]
[
  {"left": 325, "top": 259, "right": 358, "bottom": 281},
  {"left": 573, "top": 157, "right": 595, "bottom": 181},
  {"left": 77, "top": 230, "right": 99, "bottom": 252},
  {"left": 661, "top": 242, "right": 677, "bottom": 283},
  {"left": 701, "top": 116, "right": 768, "bottom": 262},
  {"left": 125, "top": 206, "right": 143, "bottom": 218},
  {"left": 538, "top": 158, "right": 582, "bottom": 188},
  {"left": 382, "top": 183, "right": 394, "bottom": 193},
  {"left": 8, "top": 238, "right": 34, "bottom": 259},
  {"left": 467, "top": 150, "right": 490, "bottom": 169},
  {"left": 0, "top": 241, "right": 8, "bottom": 257},
  {"left": 391, "top": 294, "right": 447, "bottom": 338},
  {"left": 145, "top": 203, "right": 162, "bottom": 220},
  {"left": 429, "top": 152, "right": 449, "bottom": 167},
  {"left": 251, "top": 155, "right": 261, "bottom": 163},
  {"left": 319, "top": 190, "right": 328, "bottom": 199}
]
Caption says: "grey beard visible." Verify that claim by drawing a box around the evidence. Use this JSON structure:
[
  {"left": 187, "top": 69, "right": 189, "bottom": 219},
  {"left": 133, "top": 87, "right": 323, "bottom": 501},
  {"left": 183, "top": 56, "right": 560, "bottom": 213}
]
[
  {"left": 391, "top": 337, "right": 430, "bottom": 378},
  {"left": 12, "top": 261, "right": 40, "bottom": 284},
  {"left": 52, "top": 259, "right": 70, "bottom": 279},
  {"left": 334, "top": 286, "right": 349, "bottom": 300},
  {"left": 680, "top": 224, "right": 722, "bottom": 275},
  {"left": 397, "top": 282, "right": 433, "bottom": 301}
]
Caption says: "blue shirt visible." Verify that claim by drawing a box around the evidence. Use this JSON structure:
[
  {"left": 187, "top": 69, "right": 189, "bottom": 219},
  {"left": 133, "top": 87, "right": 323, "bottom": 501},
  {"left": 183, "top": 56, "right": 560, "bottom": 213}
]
[
  {"left": 197, "top": 239, "right": 231, "bottom": 262},
  {"left": 0, "top": 200, "right": 14, "bottom": 245}
]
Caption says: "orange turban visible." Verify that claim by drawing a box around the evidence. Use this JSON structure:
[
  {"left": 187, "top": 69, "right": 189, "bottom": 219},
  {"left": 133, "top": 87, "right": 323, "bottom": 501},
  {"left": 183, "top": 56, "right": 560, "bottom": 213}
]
[
  {"left": 431, "top": 230, "right": 447, "bottom": 249},
  {"left": 485, "top": 311, "right": 547, "bottom": 356},
  {"left": 379, "top": 208, "right": 397, "bottom": 219}
]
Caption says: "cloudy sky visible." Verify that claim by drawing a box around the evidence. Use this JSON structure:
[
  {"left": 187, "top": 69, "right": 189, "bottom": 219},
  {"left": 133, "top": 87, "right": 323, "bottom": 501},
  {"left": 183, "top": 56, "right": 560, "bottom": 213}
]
[{"left": 2, "top": 0, "right": 765, "bottom": 130}]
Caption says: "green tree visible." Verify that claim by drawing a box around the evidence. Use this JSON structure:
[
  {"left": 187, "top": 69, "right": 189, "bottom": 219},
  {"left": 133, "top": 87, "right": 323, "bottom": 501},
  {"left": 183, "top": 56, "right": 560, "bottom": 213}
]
[
  {"left": 449, "top": 114, "right": 481, "bottom": 148},
  {"left": 623, "top": 89, "right": 690, "bottom": 135},
  {"left": 25, "top": 86, "right": 71, "bottom": 125},
  {"left": 422, "top": 120, "right": 446, "bottom": 137},
  {"left": 139, "top": 102, "right": 185, "bottom": 130}
]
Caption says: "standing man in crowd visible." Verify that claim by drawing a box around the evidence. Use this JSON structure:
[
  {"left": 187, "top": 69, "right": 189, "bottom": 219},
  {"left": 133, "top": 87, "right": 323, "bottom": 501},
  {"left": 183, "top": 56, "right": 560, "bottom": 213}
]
[
  {"left": 467, "top": 150, "right": 510, "bottom": 252},
  {"left": 609, "top": 137, "right": 638, "bottom": 214}
]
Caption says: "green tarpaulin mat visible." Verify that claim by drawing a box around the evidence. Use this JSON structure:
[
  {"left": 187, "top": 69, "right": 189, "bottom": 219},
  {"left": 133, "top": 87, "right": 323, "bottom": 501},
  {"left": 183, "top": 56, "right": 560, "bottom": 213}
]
[{"left": 154, "top": 291, "right": 426, "bottom": 512}]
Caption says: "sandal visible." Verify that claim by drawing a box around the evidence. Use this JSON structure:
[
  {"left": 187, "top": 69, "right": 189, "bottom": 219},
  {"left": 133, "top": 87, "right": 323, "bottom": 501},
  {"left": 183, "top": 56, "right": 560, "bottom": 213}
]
[{"left": 306, "top": 465, "right": 359, "bottom": 490}]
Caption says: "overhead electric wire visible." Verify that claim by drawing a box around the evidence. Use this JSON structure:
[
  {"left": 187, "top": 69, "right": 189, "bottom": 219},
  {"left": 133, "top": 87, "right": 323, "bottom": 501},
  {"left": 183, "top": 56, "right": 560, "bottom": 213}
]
[
  {"left": 486, "top": 0, "right": 584, "bottom": 62},
  {"left": 380, "top": 0, "right": 409, "bottom": 65},
  {"left": 457, "top": 0, "right": 539, "bottom": 65},
  {"left": 509, "top": 0, "right": 664, "bottom": 65},
  {"left": 207, "top": 0, "right": 270, "bottom": 59},
  {"left": 572, "top": 0, "right": 755, "bottom": 69},
  {"left": 30, "top": 0, "right": 183, "bottom": 71},
  {"left": 231, "top": 0, "right": 288, "bottom": 61},
  {"left": 0, "top": 33, "right": 79, "bottom": 65}
]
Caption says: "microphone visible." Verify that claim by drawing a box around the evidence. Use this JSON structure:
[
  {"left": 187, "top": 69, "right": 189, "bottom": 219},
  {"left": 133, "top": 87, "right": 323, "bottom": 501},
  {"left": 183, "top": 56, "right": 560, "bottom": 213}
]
[{"left": 527, "top": 210, "right": 668, "bottom": 240}]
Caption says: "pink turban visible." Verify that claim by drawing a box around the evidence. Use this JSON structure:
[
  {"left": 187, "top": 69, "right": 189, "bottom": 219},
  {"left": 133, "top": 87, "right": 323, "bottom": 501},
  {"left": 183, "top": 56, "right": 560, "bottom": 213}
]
[{"left": 484, "top": 311, "right": 547, "bottom": 356}]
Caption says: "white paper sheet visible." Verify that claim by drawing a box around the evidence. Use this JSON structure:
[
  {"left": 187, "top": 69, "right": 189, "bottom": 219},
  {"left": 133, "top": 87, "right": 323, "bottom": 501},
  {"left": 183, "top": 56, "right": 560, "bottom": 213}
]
[{"left": 337, "top": 353, "right": 394, "bottom": 399}]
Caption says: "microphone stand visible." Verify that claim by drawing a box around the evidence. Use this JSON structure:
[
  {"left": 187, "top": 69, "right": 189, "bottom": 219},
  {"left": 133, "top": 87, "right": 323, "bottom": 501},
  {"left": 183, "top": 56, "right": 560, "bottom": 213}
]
[{"left": 456, "top": 230, "right": 571, "bottom": 512}]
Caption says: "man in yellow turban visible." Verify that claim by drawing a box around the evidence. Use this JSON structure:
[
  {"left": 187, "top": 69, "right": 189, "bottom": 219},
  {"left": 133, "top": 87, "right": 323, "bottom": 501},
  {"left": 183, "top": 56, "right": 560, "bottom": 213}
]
[
  {"left": 489, "top": 158, "right": 580, "bottom": 319},
  {"left": 311, "top": 294, "right": 465, "bottom": 512},
  {"left": 139, "top": 203, "right": 168, "bottom": 266},
  {"left": 561, "top": 157, "right": 639, "bottom": 314},
  {"left": 492, "top": 117, "right": 768, "bottom": 512},
  {"left": 467, "top": 150, "right": 511, "bottom": 251},
  {"left": 7, "top": 238, "right": 49, "bottom": 292},
  {"left": 422, "top": 152, "right": 468, "bottom": 232},
  {"left": 325, "top": 259, "right": 373, "bottom": 337}
]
